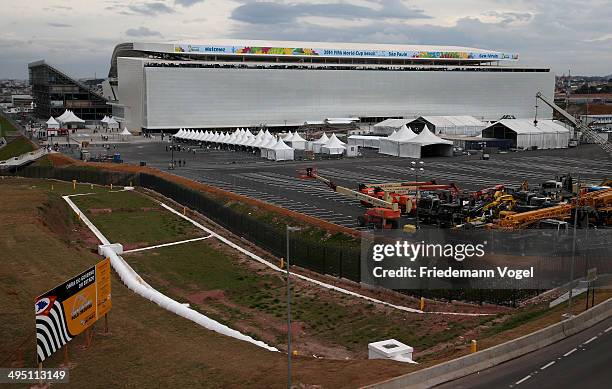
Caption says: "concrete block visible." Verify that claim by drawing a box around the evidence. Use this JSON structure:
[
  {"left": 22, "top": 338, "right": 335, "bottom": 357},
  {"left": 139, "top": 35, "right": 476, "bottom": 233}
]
[{"left": 98, "top": 243, "right": 123, "bottom": 256}]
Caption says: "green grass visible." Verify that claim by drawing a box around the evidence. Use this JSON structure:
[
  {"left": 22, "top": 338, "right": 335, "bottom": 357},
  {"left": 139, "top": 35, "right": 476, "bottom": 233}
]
[
  {"left": 71, "top": 190, "right": 204, "bottom": 246},
  {"left": 0, "top": 136, "right": 35, "bottom": 160},
  {"left": 0, "top": 114, "right": 18, "bottom": 137},
  {"left": 126, "top": 240, "right": 480, "bottom": 353}
]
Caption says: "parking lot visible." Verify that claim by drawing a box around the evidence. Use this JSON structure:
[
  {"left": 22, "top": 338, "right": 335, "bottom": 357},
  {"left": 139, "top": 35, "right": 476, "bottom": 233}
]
[{"left": 114, "top": 142, "right": 611, "bottom": 229}]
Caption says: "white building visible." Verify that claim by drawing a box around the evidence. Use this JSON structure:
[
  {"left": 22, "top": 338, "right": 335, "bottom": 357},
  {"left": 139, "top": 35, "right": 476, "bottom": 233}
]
[{"left": 107, "top": 40, "right": 554, "bottom": 133}]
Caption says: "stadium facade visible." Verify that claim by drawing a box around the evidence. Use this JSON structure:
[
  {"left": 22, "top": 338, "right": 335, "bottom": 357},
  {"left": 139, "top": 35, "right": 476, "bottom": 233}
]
[{"left": 106, "top": 40, "right": 554, "bottom": 132}]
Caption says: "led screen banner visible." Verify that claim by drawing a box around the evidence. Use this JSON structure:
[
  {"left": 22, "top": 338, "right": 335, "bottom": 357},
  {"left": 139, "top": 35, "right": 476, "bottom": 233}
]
[
  {"left": 173, "top": 44, "right": 518, "bottom": 61},
  {"left": 35, "top": 259, "right": 112, "bottom": 363}
]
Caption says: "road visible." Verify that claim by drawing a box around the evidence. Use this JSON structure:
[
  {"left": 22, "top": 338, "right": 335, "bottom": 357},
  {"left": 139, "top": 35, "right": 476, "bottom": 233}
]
[{"left": 435, "top": 315, "right": 612, "bottom": 389}]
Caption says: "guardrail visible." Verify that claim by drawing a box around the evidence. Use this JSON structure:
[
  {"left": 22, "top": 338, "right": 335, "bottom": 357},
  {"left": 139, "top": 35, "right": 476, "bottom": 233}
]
[{"left": 366, "top": 297, "right": 612, "bottom": 389}]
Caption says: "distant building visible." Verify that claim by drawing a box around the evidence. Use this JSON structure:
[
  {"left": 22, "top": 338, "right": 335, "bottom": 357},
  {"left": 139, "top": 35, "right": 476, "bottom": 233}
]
[
  {"left": 28, "top": 60, "right": 111, "bottom": 121},
  {"left": 107, "top": 39, "right": 553, "bottom": 133},
  {"left": 10, "top": 94, "right": 33, "bottom": 108}
]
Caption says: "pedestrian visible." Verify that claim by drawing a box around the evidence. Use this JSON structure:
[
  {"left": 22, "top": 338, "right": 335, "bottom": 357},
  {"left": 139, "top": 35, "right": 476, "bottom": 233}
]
[
  {"left": 166, "top": 145, "right": 168, "bottom": 152},
  {"left": 182, "top": 159, "right": 186, "bottom": 166}
]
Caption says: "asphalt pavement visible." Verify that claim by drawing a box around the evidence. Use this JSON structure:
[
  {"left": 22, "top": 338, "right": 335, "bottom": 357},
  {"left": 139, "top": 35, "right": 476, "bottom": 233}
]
[
  {"left": 106, "top": 141, "right": 610, "bottom": 230},
  {"left": 435, "top": 315, "right": 612, "bottom": 389}
]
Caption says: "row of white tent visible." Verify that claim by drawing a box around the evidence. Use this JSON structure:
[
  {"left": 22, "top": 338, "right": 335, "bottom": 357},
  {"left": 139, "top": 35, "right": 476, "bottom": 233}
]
[
  {"left": 174, "top": 128, "right": 295, "bottom": 161},
  {"left": 173, "top": 128, "right": 348, "bottom": 159}
]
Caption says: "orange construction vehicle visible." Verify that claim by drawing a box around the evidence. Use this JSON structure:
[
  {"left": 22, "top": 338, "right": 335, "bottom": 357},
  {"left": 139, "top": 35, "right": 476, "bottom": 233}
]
[
  {"left": 303, "top": 168, "right": 403, "bottom": 229},
  {"left": 497, "top": 188, "right": 612, "bottom": 229}
]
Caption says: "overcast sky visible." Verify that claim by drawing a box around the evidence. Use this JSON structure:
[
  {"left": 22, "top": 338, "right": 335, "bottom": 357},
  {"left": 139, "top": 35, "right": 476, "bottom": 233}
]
[{"left": 1, "top": 0, "right": 611, "bottom": 79}]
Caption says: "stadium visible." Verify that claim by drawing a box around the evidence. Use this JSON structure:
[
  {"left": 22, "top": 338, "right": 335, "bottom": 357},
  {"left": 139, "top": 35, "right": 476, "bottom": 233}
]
[{"left": 104, "top": 40, "right": 554, "bottom": 133}]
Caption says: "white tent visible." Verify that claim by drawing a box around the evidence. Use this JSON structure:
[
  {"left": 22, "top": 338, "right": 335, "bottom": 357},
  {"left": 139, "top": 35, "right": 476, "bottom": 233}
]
[
  {"left": 312, "top": 132, "right": 330, "bottom": 153},
  {"left": 379, "top": 125, "right": 416, "bottom": 156},
  {"left": 286, "top": 131, "right": 307, "bottom": 150},
  {"left": 482, "top": 119, "right": 569, "bottom": 149},
  {"left": 60, "top": 110, "right": 85, "bottom": 124},
  {"left": 399, "top": 125, "right": 453, "bottom": 158},
  {"left": 409, "top": 116, "right": 485, "bottom": 136},
  {"left": 120, "top": 127, "right": 132, "bottom": 140},
  {"left": 321, "top": 134, "right": 346, "bottom": 155},
  {"left": 101, "top": 115, "right": 110, "bottom": 123},
  {"left": 55, "top": 110, "right": 71, "bottom": 123},
  {"left": 282, "top": 131, "right": 293, "bottom": 142},
  {"left": 373, "top": 118, "right": 413, "bottom": 135},
  {"left": 260, "top": 136, "right": 277, "bottom": 158},
  {"left": 268, "top": 139, "right": 295, "bottom": 161},
  {"left": 46, "top": 116, "right": 59, "bottom": 129},
  {"left": 107, "top": 117, "right": 119, "bottom": 129}
]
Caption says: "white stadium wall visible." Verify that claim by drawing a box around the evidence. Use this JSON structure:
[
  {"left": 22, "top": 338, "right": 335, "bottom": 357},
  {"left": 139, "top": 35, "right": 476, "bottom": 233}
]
[{"left": 119, "top": 59, "right": 554, "bottom": 130}]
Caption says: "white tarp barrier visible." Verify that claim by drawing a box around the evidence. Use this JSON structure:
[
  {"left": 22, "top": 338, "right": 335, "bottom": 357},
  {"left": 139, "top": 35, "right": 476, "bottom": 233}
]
[
  {"left": 348, "top": 135, "right": 381, "bottom": 149},
  {"left": 62, "top": 195, "right": 278, "bottom": 352}
]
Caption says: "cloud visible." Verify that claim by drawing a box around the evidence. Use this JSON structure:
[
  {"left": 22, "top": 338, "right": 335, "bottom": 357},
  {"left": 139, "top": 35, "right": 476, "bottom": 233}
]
[
  {"left": 47, "top": 22, "right": 72, "bottom": 28},
  {"left": 481, "top": 10, "right": 532, "bottom": 24},
  {"left": 125, "top": 26, "right": 163, "bottom": 37},
  {"left": 175, "top": 0, "right": 204, "bottom": 6},
  {"left": 231, "top": 0, "right": 430, "bottom": 24},
  {"left": 127, "top": 1, "right": 175, "bottom": 16}
]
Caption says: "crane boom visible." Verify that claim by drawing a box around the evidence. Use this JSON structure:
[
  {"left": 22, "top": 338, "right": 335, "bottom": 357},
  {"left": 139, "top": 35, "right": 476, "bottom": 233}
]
[
  {"left": 305, "top": 168, "right": 399, "bottom": 211},
  {"left": 536, "top": 92, "right": 612, "bottom": 156}
]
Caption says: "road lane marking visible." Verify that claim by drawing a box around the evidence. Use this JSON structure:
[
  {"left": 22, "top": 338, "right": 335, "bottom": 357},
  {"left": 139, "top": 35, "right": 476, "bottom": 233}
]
[
  {"left": 563, "top": 348, "right": 577, "bottom": 357},
  {"left": 583, "top": 336, "right": 597, "bottom": 345},
  {"left": 515, "top": 375, "right": 531, "bottom": 385},
  {"left": 605, "top": 326, "right": 612, "bottom": 333},
  {"left": 540, "top": 361, "right": 555, "bottom": 370}
]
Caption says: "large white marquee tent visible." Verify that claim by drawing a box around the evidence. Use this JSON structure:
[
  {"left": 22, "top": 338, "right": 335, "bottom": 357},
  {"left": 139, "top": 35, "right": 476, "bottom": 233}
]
[
  {"left": 408, "top": 115, "right": 485, "bottom": 136},
  {"left": 482, "top": 119, "right": 570, "bottom": 149}
]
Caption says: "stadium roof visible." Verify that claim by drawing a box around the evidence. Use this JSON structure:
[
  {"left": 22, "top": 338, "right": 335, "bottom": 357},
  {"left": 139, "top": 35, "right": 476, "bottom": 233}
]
[
  {"left": 135, "top": 39, "right": 518, "bottom": 61},
  {"left": 109, "top": 39, "right": 519, "bottom": 78}
]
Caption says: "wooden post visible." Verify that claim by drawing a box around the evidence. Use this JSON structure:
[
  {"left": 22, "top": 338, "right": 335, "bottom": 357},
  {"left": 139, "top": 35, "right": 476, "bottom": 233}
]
[
  {"left": 110, "top": 183, "right": 113, "bottom": 190},
  {"left": 471, "top": 340, "right": 477, "bottom": 353},
  {"left": 280, "top": 258, "right": 284, "bottom": 269},
  {"left": 51, "top": 184, "right": 54, "bottom": 191},
  {"left": 72, "top": 179, "right": 76, "bottom": 190},
  {"left": 38, "top": 362, "right": 43, "bottom": 386},
  {"left": 420, "top": 297, "right": 425, "bottom": 311},
  {"left": 183, "top": 206, "right": 186, "bottom": 215}
]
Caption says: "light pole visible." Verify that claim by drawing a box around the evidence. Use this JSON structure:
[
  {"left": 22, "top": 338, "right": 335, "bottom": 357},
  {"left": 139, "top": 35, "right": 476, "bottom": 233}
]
[
  {"left": 411, "top": 161, "right": 424, "bottom": 229},
  {"left": 568, "top": 173, "right": 581, "bottom": 313},
  {"left": 286, "top": 225, "right": 300, "bottom": 389}
]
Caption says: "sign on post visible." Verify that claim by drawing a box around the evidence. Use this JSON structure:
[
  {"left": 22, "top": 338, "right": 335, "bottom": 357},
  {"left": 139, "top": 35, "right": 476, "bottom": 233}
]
[{"left": 35, "top": 258, "right": 112, "bottom": 363}]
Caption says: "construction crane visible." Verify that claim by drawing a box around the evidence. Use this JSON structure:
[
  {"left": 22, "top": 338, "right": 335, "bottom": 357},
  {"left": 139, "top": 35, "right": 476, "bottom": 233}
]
[
  {"left": 535, "top": 92, "right": 612, "bottom": 156},
  {"left": 497, "top": 188, "right": 612, "bottom": 228},
  {"left": 302, "top": 167, "right": 402, "bottom": 229}
]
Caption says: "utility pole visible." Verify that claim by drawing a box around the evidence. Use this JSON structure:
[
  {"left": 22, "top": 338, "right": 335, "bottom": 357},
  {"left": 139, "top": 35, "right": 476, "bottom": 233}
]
[
  {"left": 568, "top": 173, "right": 581, "bottom": 313},
  {"left": 286, "top": 226, "right": 300, "bottom": 389},
  {"left": 411, "top": 161, "right": 424, "bottom": 229}
]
